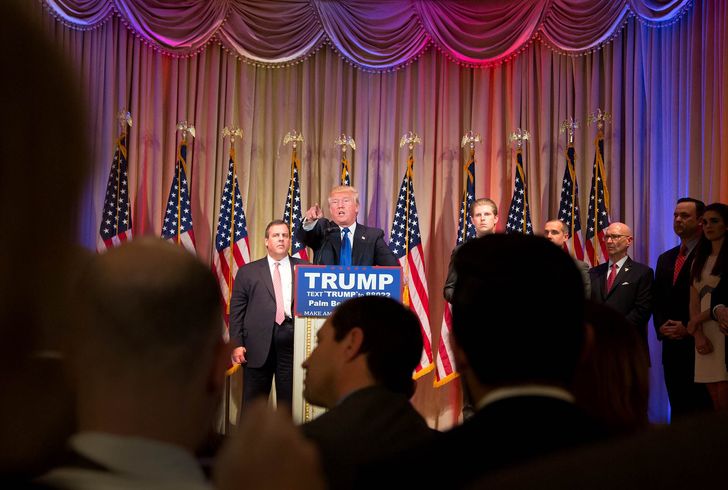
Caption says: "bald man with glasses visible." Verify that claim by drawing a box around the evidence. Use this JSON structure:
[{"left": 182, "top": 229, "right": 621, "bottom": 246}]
[{"left": 589, "top": 222, "right": 654, "bottom": 354}]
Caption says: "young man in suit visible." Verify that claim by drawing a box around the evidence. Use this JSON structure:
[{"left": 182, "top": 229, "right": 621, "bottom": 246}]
[
  {"left": 230, "top": 219, "right": 307, "bottom": 414},
  {"left": 590, "top": 222, "right": 653, "bottom": 353},
  {"left": 443, "top": 197, "right": 499, "bottom": 302},
  {"left": 296, "top": 185, "right": 397, "bottom": 266},
  {"left": 300, "top": 296, "right": 433, "bottom": 489},
  {"left": 653, "top": 198, "right": 712, "bottom": 418}
]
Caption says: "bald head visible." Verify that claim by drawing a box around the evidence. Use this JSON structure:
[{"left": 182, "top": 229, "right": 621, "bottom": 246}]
[
  {"left": 75, "top": 238, "right": 222, "bottom": 380},
  {"left": 604, "top": 222, "right": 633, "bottom": 262}
]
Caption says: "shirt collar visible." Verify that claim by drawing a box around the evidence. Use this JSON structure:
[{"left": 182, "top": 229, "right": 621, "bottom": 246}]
[
  {"left": 476, "top": 385, "right": 575, "bottom": 410},
  {"left": 267, "top": 255, "right": 291, "bottom": 268},
  {"left": 339, "top": 222, "right": 357, "bottom": 236},
  {"left": 682, "top": 237, "right": 699, "bottom": 255},
  {"left": 608, "top": 255, "right": 629, "bottom": 269},
  {"left": 69, "top": 432, "right": 207, "bottom": 483}
]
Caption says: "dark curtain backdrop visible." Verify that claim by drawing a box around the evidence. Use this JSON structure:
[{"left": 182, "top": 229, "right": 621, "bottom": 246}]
[{"left": 35, "top": 0, "right": 728, "bottom": 425}]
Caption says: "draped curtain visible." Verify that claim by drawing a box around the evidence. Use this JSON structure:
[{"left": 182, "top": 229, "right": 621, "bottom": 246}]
[{"left": 37, "top": 0, "right": 728, "bottom": 424}]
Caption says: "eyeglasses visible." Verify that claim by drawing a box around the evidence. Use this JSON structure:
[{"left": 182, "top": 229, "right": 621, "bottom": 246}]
[
  {"left": 604, "top": 234, "right": 629, "bottom": 241},
  {"left": 329, "top": 198, "right": 353, "bottom": 206}
]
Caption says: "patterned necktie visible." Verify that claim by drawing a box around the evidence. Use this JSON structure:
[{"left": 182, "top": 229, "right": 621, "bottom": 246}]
[
  {"left": 673, "top": 244, "right": 687, "bottom": 285},
  {"left": 272, "top": 262, "right": 285, "bottom": 325},
  {"left": 606, "top": 262, "right": 618, "bottom": 292},
  {"left": 340, "top": 227, "right": 352, "bottom": 266}
]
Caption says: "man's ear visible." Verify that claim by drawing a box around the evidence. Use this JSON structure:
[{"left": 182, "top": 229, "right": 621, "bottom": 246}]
[{"left": 342, "top": 327, "right": 364, "bottom": 361}]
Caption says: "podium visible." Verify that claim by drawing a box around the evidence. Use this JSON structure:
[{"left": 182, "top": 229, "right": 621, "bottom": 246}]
[{"left": 291, "top": 265, "right": 402, "bottom": 424}]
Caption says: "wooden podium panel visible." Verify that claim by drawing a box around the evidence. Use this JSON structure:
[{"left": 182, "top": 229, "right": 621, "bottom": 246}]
[{"left": 292, "top": 316, "right": 327, "bottom": 424}]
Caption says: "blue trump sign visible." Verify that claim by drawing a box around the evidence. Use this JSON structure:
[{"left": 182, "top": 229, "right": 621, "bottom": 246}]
[{"left": 294, "top": 265, "right": 402, "bottom": 317}]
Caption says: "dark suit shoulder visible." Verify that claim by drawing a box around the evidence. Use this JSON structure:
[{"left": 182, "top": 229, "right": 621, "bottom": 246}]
[{"left": 657, "top": 245, "right": 680, "bottom": 264}]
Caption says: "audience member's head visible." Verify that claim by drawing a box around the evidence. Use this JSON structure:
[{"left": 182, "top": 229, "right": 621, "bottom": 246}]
[
  {"left": 451, "top": 234, "right": 585, "bottom": 398},
  {"left": 328, "top": 185, "right": 360, "bottom": 227},
  {"left": 573, "top": 300, "right": 649, "bottom": 434},
  {"left": 604, "top": 222, "right": 633, "bottom": 262},
  {"left": 0, "top": 2, "right": 90, "bottom": 476},
  {"left": 302, "top": 296, "right": 423, "bottom": 408},
  {"left": 471, "top": 197, "right": 499, "bottom": 236},
  {"left": 72, "top": 237, "right": 228, "bottom": 451}
]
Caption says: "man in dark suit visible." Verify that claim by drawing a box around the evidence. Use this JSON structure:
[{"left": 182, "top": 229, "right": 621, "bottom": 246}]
[
  {"left": 300, "top": 296, "right": 433, "bottom": 489},
  {"left": 590, "top": 222, "right": 653, "bottom": 351},
  {"left": 653, "top": 198, "right": 712, "bottom": 418},
  {"left": 296, "top": 185, "right": 397, "bottom": 266},
  {"left": 230, "top": 219, "right": 307, "bottom": 413},
  {"left": 361, "top": 234, "right": 605, "bottom": 489}
]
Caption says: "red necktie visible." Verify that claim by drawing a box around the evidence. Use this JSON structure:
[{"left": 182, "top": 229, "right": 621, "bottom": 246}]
[
  {"left": 607, "top": 262, "right": 618, "bottom": 292},
  {"left": 673, "top": 244, "right": 687, "bottom": 285},
  {"left": 273, "top": 262, "right": 285, "bottom": 325}
]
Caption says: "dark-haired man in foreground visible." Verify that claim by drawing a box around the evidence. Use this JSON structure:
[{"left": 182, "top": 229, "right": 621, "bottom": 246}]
[
  {"left": 361, "top": 234, "right": 605, "bottom": 489},
  {"left": 300, "top": 296, "right": 433, "bottom": 490}
]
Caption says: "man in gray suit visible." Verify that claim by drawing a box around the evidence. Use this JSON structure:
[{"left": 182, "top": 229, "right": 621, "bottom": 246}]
[
  {"left": 230, "top": 219, "right": 307, "bottom": 414},
  {"left": 543, "top": 219, "right": 591, "bottom": 297}
]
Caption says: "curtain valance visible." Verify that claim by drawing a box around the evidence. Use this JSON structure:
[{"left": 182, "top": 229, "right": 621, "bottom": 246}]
[{"left": 44, "top": 0, "right": 693, "bottom": 69}]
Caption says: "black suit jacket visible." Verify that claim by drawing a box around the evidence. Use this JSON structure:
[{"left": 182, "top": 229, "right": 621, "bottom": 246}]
[
  {"left": 229, "top": 256, "right": 305, "bottom": 368},
  {"left": 294, "top": 218, "right": 398, "bottom": 266},
  {"left": 653, "top": 246, "right": 697, "bottom": 366},
  {"left": 302, "top": 386, "right": 434, "bottom": 490},
  {"left": 359, "top": 395, "right": 605, "bottom": 490},
  {"left": 590, "top": 257, "right": 654, "bottom": 348}
]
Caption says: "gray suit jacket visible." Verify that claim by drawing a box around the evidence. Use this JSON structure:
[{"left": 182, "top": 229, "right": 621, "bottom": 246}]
[{"left": 229, "top": 256, "right": 305, "bottom": 368}]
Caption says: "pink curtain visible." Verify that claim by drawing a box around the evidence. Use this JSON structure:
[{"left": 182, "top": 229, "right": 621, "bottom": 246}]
[
  {"left": 36, "top": 0, "right": 728, "bottom": 425},
  {"left": 44, "top": 0, "right": 692, "bottom": 67}
]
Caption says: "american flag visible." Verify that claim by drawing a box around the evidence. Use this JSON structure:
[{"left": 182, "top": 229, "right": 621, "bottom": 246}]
[
  {"left": 388, "top": 155, "right": 434, "bottom": 379},
  {"left": 505, "top": 148, "right": 533, "bottom": 234},
  {"left": 585, "top": 132, "right": 610, "bottom": 266},
  {"left": 283, "top": 147, "right": 309, "bottom": 260},
  {"left": 557, "top": 145, "right": 585, "bottom": 260},
  {"left": 213, "top": 147, "right": 250, "bottom": 376},
  {"left": 434, "top": 153, "right": 475, "bottom": 387},
  {"left": 161, "top": 140, "right": 196, "bottom": 253},
  {"left": 341, "top": 154, "right": 351, "bottom": 186},
  {"left": 213, "top": 148, "right": 251, "bottom": 326},
  {"left": 98, "top": 131, "right": 132, "bottom": 251}
]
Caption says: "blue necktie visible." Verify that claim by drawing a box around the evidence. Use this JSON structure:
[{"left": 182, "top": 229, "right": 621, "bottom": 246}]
[{"left": 340, "top": 227, "right": 352, "bottom": 266}]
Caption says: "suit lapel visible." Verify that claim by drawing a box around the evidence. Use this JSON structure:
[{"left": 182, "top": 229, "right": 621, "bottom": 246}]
[
  {"left": 330, "top": 222, "right": 341, "bottom": 263},
  {"left": 288, "top": 257, "right": 297, "bottom": 310},
  {"left": 259, "top": 258, "right": 275, "bottom": 301},
  {"left": 352, "top": 223, "right": 365, "bottom": 265}
]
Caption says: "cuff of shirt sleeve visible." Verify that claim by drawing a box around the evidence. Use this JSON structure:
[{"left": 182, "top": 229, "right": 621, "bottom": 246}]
[
  {"left": 713, "top": 304, "right": 725, "bottom": 320},
  {"left": 302, "top": 218, "right": 317, "bottom": 231}
]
